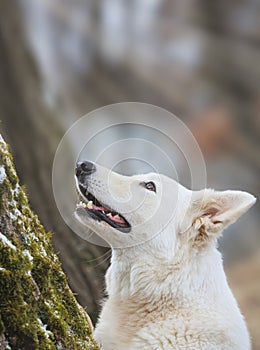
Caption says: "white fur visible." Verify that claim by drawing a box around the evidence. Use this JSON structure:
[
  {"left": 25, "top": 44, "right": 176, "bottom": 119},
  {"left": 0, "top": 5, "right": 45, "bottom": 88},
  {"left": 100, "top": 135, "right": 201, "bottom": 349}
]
[{"left": 75, "top": 164, "right": 256, "bottom": 350}]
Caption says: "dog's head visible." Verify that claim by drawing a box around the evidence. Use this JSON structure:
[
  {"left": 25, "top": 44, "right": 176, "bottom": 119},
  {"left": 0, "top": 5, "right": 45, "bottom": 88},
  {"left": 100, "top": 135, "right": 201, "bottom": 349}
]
[{"left": 75, "top": 161, "right": 256, "bottom": 255}]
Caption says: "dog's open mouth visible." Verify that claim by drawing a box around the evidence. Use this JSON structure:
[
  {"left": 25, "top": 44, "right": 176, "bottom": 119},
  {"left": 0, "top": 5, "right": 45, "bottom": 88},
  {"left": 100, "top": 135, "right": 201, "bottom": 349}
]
[{"left": 76, "top": 185, "right": 131, "bottom": 233}]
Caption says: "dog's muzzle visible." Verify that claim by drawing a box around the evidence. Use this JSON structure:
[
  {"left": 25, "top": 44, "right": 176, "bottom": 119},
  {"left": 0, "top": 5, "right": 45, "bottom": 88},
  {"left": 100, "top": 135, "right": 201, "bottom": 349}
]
[{"left": 75, "top": 160, "right": 131, "bottom": 233}]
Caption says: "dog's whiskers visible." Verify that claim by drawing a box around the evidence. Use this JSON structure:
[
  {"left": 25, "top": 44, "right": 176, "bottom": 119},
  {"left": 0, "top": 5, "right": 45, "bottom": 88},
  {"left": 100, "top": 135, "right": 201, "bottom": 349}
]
[
  {"left": 80, "top": 248, "right": 111, "bottom": 268},
  {"left": 92, "top": 250, "right": 112, "bottom": 268}
]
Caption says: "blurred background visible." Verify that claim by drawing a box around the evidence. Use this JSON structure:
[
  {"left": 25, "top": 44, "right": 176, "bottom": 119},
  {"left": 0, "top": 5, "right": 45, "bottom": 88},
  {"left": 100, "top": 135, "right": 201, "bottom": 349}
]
[{"left": 0, "top": 0, "right": 259, "bottom": 347}]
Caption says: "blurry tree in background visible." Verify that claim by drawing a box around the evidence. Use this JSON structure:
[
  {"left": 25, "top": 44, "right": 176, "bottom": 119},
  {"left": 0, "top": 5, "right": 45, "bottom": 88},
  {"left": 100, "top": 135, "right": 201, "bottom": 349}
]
[{"left": 0, "top": 0, "right": 259, "bottom": 347}]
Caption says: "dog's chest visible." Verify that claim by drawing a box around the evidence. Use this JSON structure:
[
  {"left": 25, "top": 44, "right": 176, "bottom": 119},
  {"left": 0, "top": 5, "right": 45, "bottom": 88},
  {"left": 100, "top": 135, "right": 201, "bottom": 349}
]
[
  {"left": 95, "top": 296, "right": 250, "bottom": 350},
  {"left": 94, "top": 297, "right": 202, "bottom": 349}
]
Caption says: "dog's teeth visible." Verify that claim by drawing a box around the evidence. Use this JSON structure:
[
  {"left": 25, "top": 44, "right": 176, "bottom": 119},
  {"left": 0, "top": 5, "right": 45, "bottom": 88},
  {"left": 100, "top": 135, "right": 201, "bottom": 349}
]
[
  {"left": 87, "top": 201, "right": 93, "bottom": 209},
  {"left": 77, "top": 201, "right": 85, "bottom": 208},
  {"left": 114, "top": 214, "right": 120, "bottom": 219},
  {"left": 107, "top": 213, "right": 113, "bottom": 217}
]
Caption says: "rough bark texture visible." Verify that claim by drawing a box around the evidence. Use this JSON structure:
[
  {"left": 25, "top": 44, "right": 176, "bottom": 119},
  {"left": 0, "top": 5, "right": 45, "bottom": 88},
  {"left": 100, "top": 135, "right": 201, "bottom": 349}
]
[{"left": 0, "top": 135, "right": 99, "bottom": 350}]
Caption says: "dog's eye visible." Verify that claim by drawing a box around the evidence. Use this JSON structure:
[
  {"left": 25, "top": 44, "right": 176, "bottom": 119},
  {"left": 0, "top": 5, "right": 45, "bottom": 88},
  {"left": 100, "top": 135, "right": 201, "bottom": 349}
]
[{"left": 141, "top": 181, "right": 156, "bottom": 192}]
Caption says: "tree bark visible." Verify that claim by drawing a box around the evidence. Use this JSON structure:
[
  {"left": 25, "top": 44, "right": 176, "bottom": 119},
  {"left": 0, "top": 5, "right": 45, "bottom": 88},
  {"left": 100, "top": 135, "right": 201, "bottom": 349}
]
[{"left": 0, "top": 135, "right": 99, "bottom": 349}]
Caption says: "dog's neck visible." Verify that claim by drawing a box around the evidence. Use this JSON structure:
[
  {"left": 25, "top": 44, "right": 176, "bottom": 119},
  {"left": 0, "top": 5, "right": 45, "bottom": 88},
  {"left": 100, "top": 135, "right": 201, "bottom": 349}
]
[{"left": 106, "top": 243, "right": 230, "bottom": 307}]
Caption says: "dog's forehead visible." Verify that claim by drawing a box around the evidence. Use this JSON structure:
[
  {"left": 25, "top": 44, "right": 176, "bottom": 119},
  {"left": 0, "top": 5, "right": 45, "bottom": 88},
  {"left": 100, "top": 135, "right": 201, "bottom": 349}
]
[{"left": 130, "top": 172, "right": 161, "bottom": 182}]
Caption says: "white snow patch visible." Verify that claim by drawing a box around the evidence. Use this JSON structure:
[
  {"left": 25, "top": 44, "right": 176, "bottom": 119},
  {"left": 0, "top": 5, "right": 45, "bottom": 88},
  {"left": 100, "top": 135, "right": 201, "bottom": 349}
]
[
  {"left": 17, "top": 219, "right": 27, "bottom": 233},
  {"left": 37, "top": 318, "right": 53, "bottom": 338},
  {"left": 54, "top": 310, "right": 60, "bottom": 317},
  {"left": 8, "top": 207, "right": 22, "bottom": 221},
  {"left": 12, "top": 183, "right": 20, "bottom": 195},
  {"left": 21, "top": 233, "right": 31, "bottom": 245},
  {"left": 23, "top": 250, "right": 33, "bottom": 276},
  {"left": 23, "top": 249, "right": 33, "bottom": 262},
  {"left": 8, "top": 212, "right": 18, "bottom": 221},
  {"left": 0, "top": 165, "right": 6, "bottom": 184},
  {"left": 11, "top": 199, "right": 18, "bottom": 207},
  {"left": 0, "top": 232, "right": 16, "bottom": 250},
  {"left": 9, "top": 195, "right": 18, "bottom": 207},
  {"left": 40, "top": 245, "right": 47, "bottom": 257},
  {"left": 5, "top": 341, "right": 11, "bottom": 350}
]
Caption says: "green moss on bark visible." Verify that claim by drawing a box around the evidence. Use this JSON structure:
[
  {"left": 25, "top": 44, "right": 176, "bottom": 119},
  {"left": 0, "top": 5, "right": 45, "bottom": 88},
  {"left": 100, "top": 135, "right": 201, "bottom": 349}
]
[{"left": 0, "top": 135, "right": 99, "bottom": 350}]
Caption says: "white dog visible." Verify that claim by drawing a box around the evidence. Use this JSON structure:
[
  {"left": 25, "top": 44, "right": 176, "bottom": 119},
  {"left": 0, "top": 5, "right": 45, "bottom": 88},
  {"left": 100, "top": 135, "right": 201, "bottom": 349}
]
[{"left": 75, "top": 161, "right": 256, "bottom": 350}]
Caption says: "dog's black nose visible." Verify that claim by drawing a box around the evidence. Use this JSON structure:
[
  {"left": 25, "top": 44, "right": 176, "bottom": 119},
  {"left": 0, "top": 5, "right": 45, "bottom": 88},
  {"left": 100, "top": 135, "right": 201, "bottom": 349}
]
[{"left": 76, "top": 161, "right": 96, "bottom": 177}]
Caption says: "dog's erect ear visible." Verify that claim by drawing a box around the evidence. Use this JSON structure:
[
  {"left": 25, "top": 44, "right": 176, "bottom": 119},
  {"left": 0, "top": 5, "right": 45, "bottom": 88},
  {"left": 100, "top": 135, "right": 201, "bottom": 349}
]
[{"left": 191, "top": 190, "right": 256, "bottom": 237}]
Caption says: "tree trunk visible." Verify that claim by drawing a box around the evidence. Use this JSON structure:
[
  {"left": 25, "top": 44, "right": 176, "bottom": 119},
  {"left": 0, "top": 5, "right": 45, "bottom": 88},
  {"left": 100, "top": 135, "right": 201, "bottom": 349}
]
[
  {"left": 0, "top": 0, "right": 108, "bottom": 321},
  {"left": 0, "top": 135, "right": 99, "bottom": 349}
]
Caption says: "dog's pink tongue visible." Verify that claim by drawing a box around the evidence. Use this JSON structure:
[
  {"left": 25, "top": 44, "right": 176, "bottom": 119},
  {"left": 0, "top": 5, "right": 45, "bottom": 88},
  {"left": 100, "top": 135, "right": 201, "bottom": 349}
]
[
  {"left": 92, "top": 204, "right": 126, "bottom": 224},
  {"left": 93, "top": 204, "right": 105, "bottom": 211},
  {"left": 112, "top": 215, "right": 125, "bottom": 224}
]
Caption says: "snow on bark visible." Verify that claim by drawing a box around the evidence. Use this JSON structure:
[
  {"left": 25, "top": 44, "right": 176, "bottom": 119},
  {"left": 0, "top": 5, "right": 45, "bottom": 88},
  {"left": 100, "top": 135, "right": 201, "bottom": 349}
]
[{"left": 0, "top": 134, "right": 99, "bottom": 349}]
